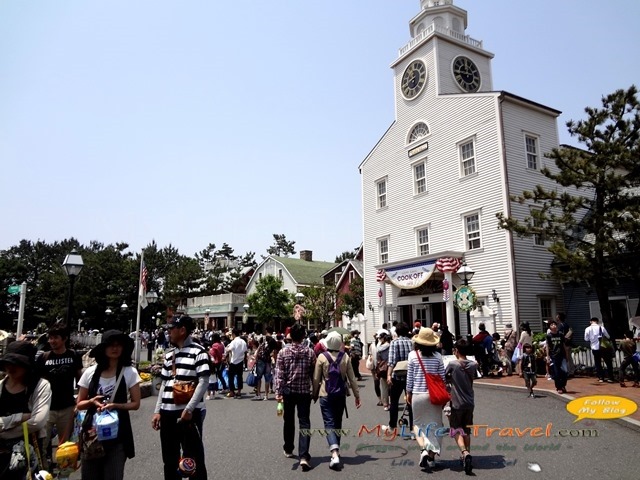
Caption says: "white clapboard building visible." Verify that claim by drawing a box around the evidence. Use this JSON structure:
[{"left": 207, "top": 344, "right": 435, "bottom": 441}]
[{"left": 360, "top": 0, "right": 566, "bottom": 337}]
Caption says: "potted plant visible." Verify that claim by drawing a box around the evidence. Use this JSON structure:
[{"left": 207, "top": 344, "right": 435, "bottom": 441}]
[{"left": 150, "top": 363, "right": 163, "bottom": 395}]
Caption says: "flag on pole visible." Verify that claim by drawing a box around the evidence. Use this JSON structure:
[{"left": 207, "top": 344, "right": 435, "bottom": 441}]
[{"left": 138, "top": 258, "right": 148, "bottom": 309}]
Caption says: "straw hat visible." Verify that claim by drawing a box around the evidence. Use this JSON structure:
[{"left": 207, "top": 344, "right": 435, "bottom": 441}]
[{"left": 413, "top": 327, "right": 440, "bottom": 347}]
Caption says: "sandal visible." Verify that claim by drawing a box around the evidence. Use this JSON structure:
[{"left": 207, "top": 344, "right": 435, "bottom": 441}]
[{"left": 383, "top": 405, "right": 390, "bottom": 411}]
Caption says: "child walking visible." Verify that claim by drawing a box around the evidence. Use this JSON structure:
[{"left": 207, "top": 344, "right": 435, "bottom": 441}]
[{"left": 521, "top": 343, "right": 537, "bottom": 398}]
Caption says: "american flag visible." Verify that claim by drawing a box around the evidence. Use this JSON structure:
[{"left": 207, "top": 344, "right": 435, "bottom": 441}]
[
  {"left": 138, "top": 259, "right": 148, "bottom": 309},
  {"left": 376, "top": 269, "right": 387, "bottom": 282}
]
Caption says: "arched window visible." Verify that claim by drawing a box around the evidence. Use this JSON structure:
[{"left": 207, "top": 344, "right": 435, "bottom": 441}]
[{"left": 409, "top": 122, "right": 430, "bottom": 143}]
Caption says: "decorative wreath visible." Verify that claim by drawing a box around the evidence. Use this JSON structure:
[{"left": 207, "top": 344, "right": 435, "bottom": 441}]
[{"left": 454, "top": 285, "right": 476, "bottom": 312}]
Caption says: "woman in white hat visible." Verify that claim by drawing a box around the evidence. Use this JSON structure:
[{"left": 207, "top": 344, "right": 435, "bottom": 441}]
[
  {"left": 312, "top": 332, "right": 361, "bottom": 471},
  {"left": 406, "top": 328, "right": 445, "bottom": 470}
]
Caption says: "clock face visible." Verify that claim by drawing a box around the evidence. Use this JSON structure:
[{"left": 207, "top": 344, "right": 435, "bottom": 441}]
[
  {"left": 401, "top": 60, "right": 427, "bottom": 100},
  {"left": 452, "top": 56, "right": 481, "bottom": 92}
]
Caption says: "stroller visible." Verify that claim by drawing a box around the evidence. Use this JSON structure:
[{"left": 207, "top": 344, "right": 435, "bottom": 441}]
[{"left": 393, "top": 360, "right": 411, "bottom": 428}]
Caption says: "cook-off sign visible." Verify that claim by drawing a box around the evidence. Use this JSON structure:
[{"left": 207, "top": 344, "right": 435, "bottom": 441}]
[{"left": 384, "top": 260, "right": 436, "bottom": 289}]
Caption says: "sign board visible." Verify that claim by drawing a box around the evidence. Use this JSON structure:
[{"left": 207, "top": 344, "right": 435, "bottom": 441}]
[{"left": 7, "top": 285, "right": 20, "bottom": 295}]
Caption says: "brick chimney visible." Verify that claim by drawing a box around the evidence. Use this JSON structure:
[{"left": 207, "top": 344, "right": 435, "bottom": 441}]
[{"left": 300, "top": 250, "right": 313, "bottom": 262}]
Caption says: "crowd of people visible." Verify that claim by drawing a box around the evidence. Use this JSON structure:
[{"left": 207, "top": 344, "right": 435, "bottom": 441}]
[{"left": 1, "top": 311, "right": 639, "bottom": 479}]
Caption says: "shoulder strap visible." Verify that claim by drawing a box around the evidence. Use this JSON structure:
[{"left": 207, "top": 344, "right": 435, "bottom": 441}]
[
  {"left": 110, "top": 367, "right": 126, "bottom": 403},
  {"left": 416, "top": 352, "right": 430, "bottom": 383}
]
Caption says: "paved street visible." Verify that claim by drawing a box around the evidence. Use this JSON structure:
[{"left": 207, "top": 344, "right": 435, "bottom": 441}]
[{"left": 71, "top": 375, "right": 639, "bottom": 479}]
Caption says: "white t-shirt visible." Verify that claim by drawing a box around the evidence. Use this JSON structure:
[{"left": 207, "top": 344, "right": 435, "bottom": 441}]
[
  {"left": 226, "top": 337, "right": 248, "bottom": 364},
  {"left": 78, "top": 365, "right": 142, "bottom": 401}
]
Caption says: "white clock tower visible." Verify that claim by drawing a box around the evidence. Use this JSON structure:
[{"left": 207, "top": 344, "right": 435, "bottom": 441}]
[{"left": 360, "top": 0, "right": 566, "bottom": 338}]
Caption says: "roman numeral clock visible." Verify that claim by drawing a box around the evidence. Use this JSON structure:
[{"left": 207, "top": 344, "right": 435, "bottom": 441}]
[
  {"left": 401, "top": 59, "right": 427, "bottom": 100},
  {"left": 452, "top": 55, "right": 481, "bottom": 92}
]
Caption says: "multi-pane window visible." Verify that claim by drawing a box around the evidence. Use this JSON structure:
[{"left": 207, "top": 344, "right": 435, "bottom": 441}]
[
  {"left": 409, "top": 122, "right": 429, "bottom": 143},
  {"left": 533, "top": 211, "right": 545, "bottom": 246},
  {"left": 379, "top": 238, "right": 389, "bottom": 264},
  {"left": 417, "top": 227, "right": 429, "bottom": 256},
  {"left": 540, "top": 297, "right": 554, "bottom": 322},
  {"left": 525, "top": 135, "right": 539, "bottom": 170},
  {"left": 376, "top": 179, "right": 387, "bottom": 209},
  {"left": 414, "top": 161, "right": 427, "bottom": 194},
  {"left": 464, "top": 213, "right": 481, "bottom": 250},
  {"left": 460, "top": 140, "right": 476, "bottom": 176}
]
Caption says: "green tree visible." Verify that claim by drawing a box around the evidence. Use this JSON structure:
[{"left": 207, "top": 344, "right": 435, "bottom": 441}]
[
  {"left": 164, "top": 256, "right": 203, "bottom": 307},
  {"left": 299, "top": 284, "right": 336, "bottom": 330},
  {"left": 496, "top": 86, "right": 640, "bottom": 330},
  {"left": 334, "top": 249, "right": 358, "bottom": 263},
  {"left": 266, "top": 234, "right": 296, "bottom": 257},
  {"left": 336, "top": 276, "right": 365, "bottom": 319},
  {"left": 245, "top": 275, "right": 290, "bottom": 327}
]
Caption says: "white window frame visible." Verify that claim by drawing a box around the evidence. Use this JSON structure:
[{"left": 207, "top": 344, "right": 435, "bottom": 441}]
[
  {"left": 378, "top": 236, "right": 389, "bottom": 264},
  {"left": 334, "top": 272, "right": 341, "bottom": 283},
  {"left": 412, "top": 159, "right": 427, "bottom": 195},
  {"left": 415, "top": 225, "right": 430, "bottom": 256},
  {"left": 376, "top": 177, "right": 388, "bottom": 209},
  {"left": 348, "top": 270, "right": 356, "bottom": 283},
  {"left": 531, "top": 207, "right": 545, "bottom": 247},
  {"left": 463, "top": 211, "right": 482, "bottom": 251},
  {"left": 408, "top": 122, "right": 430, "bottom": 144},
  {"left": 458, "top": 137, "right": 476, "bottom": 177},
  {"left": 525, "top": 133, "right": 539, "bottom": 170},
  {"left": 539, "top": 297, "right": 556, "bottom": 322}
]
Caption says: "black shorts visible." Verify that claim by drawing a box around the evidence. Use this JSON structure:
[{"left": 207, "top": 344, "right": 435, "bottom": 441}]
[{"left": 449, "top": 408, "right": 474, "bottom": 435}]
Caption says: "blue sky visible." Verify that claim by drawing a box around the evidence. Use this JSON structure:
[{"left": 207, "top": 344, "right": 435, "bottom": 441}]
[{"left": 2, "top": 0, "right": 638, "bottom": 263}]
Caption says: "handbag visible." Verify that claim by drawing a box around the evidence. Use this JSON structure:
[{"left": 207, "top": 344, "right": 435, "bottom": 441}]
[
  {"left": 246, "top": 368, "right": 258, "bottom": 387},
  {"left": 512, "top": 344, "right": 523, "bottom": 363},
  {"left": 416, "top": 352, "right": 451, "bottom": 406},
  {"left": 365, "top": 354, "right": 373, "bottom": 371},
  {"left": 599, "top": 327, "right": 614, "bottom": 351},
  {"left": 375, "top": 359, "right": 388, "bottom": 378},
  {"left": 172, "top": 351, "right": 197, "bottom": 405},
  {"left": 80, "top": 367, "right": 125, "bottom": 460}
]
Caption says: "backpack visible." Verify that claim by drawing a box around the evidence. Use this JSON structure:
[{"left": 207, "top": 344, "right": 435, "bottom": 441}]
[{"left": 322, "top": 351, "right": 347, "bottom": 396}]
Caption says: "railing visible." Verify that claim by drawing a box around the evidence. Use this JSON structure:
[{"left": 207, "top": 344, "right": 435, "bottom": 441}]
[
  {"left": 182, "top": 293, "right": 247, "bottom": 309},
  {"left": 70, "top": 333, "right": 102, "bottom": 348},
  {"left": 571, "top": 348, "right": 630, "bottom": 373},
  {"left": 398, "top": 23, "right": 482, "bottom": 57}
]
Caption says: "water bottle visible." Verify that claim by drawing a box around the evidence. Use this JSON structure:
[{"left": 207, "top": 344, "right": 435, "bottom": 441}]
[{"left": 277, "top": 401, "right": 284, "bottom": 417}]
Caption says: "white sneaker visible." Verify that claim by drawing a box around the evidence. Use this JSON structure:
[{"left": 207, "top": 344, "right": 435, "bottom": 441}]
[{"left": 329, "top": 455, "right": 341, "bottom": 471}]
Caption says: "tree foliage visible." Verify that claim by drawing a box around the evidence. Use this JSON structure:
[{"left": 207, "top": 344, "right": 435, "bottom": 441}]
[
  {"left": 299, "top": 284, "right": 336, "bottom": 330},
  {"left": 266, "top": 234, "right": 296, "bottom": 258},
  {"left": 337, "top": 276, "right": 365, "bottom": 318},
  {"left": 245, "top": 275, "right": 290, "bottom": 326},
  {"left": 334, "top": 248, "right": 358, "bottom": 263},
  {"left": 496, "top": 86, "right": 640, "bottom": 326},
  {"left": 0, "top": 238, "right": 258, "bottom": 332}
]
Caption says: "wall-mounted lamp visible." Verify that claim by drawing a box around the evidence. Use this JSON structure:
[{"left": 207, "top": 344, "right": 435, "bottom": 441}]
[
  {"left": 492, "top": 289, "right": 500, "bottom": 303},
  {"left": 368, "top": 302, "right": 373, "bottom": 311}
]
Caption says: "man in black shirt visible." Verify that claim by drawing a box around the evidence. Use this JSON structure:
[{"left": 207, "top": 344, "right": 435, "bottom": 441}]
[
  {"left": 36, "top": 323, "right": 83, "bottom": 467},
  {"left": 546, "top": 320, "right": 568, "bottom": 394}
]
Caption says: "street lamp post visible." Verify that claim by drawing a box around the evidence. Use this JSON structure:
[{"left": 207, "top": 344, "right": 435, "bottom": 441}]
[
  {"left": 62, "top": 249, "right": 84, "bottom": 328},
  {"left": 121, "top": 302, "right": 129, "bottom": 332},
  {"left": 79, "top": 311, "right": 86, "bottom": 333},
  {"left": 456, "top": 262, "right": 475, "bottom": 342}
]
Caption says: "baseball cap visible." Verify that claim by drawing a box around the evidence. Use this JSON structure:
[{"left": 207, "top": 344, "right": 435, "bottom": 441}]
[{"left": 164, "top": 315, "right": 195, "bottom": 331}]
